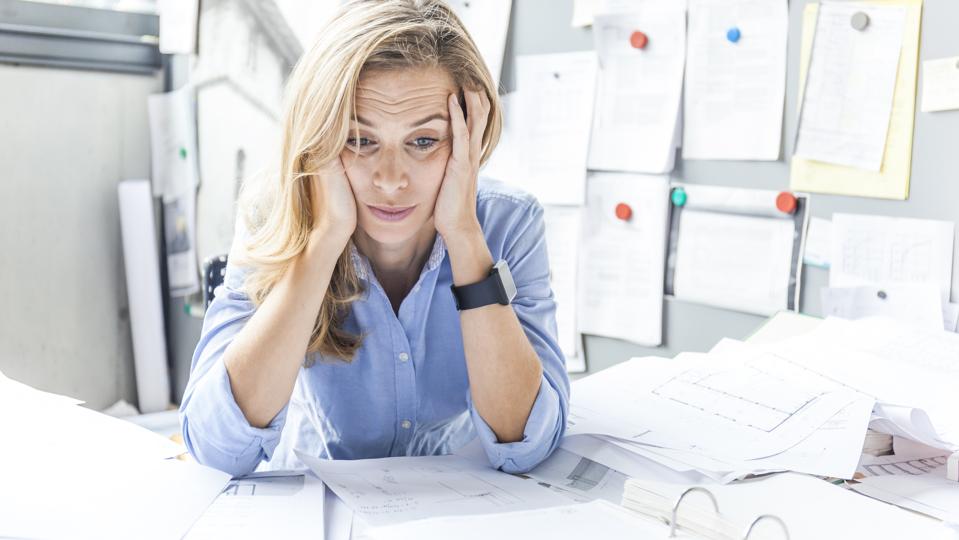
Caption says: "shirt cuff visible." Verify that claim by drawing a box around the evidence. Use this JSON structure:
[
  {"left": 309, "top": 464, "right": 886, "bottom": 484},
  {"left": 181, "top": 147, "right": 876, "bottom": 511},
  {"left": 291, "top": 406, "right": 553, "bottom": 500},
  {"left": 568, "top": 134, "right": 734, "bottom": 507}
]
[
  {"left": 180, "top": 358, "right": 288, "bottom": 477},
  {"left": 468, "top": 375, "right": 565, "bottom": 474}
]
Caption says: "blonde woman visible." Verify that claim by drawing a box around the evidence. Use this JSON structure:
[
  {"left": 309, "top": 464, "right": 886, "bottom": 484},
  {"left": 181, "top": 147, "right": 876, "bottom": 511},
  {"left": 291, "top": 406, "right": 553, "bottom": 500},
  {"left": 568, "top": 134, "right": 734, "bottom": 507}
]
[{"left": 179, "top": 0, "right": 570, "bottom": 477}]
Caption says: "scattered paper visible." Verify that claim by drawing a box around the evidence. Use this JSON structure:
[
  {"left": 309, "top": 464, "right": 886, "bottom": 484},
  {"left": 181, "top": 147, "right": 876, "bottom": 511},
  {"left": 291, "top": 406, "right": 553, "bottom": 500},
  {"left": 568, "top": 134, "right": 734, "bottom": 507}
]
[
  {"left": 522, "top": 448, "right": 628, "bottom": 504},
  {"left": 821, "top": 284, "right": 943, "bottom": 331},
  {"left": 578, "top": 173, "right": 669, "bottom": 346},
  {"left": 683, "top": 0, "right": 788, "bottom": 161},
  {"left": 921, "top": 56, "right": 959, "bottom": 112},
  {"left": 588, "top": 1, "right": 686, "bottom": 173}
]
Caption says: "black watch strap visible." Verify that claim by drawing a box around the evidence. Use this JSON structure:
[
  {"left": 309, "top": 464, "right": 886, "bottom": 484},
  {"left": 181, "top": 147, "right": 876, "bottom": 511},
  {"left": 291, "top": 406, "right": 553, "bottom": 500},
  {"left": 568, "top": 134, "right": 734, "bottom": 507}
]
[{"left": 450, "top": 260, "right": 515, "bottom": 310}]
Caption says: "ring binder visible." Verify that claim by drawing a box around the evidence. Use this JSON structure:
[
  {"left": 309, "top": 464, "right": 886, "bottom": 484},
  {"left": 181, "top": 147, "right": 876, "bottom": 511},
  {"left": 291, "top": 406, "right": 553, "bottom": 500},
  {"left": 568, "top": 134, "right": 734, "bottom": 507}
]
[
  {"left": 743, "top": 514, "right": 790, "bottom": 540},
  {"left": 668, "top": 486, "right": 720, "bottom": 538}
]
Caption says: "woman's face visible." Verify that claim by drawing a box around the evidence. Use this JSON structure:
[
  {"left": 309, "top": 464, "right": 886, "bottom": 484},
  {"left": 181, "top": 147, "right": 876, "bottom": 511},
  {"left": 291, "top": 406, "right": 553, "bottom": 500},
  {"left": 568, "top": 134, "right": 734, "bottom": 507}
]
[{"left": 341, "top": 67, "right": 457, "bottom": 246}]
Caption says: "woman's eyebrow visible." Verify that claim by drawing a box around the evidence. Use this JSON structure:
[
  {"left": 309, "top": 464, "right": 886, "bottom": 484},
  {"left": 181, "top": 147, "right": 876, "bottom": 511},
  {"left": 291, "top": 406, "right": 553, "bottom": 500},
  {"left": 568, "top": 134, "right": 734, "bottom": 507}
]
[{"left": 352, "top": 112, "right": 450, "bottom": 128}]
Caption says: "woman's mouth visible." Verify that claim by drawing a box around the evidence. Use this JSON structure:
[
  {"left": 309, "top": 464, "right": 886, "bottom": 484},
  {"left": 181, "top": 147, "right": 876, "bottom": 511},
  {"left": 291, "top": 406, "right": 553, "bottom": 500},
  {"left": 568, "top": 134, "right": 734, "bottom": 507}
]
[{"left": 368, "top": 204, "right": 416, "bottom": 222}]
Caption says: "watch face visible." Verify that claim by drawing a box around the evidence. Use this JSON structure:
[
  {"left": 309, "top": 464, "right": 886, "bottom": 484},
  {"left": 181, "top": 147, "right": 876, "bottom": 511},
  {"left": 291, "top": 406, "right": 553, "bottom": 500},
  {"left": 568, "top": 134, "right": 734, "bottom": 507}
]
[{"left": 494, "top": 259, "right": 517, "bottom": 304}]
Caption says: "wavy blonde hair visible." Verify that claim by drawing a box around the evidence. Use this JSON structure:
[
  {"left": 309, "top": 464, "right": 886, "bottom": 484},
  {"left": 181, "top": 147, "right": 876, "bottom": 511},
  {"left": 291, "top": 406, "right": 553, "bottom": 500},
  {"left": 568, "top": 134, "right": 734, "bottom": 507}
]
[{"left": 231, "top": 0, "right": 502, "bottom": 365}]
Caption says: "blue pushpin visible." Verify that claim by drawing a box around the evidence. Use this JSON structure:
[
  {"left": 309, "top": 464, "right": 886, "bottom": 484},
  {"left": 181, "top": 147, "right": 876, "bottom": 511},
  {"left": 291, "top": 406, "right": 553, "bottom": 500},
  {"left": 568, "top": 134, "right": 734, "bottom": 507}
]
[{"left": 726, "top": 27, "right": 741, "bottom": 43}]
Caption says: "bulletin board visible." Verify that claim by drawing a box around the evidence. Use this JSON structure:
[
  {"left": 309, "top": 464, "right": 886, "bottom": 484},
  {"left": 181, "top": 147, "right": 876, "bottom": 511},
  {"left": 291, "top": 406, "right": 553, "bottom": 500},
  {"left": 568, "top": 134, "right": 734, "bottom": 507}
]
[{"left": 500, "top": 0, "right": 959, "bottom": 373}]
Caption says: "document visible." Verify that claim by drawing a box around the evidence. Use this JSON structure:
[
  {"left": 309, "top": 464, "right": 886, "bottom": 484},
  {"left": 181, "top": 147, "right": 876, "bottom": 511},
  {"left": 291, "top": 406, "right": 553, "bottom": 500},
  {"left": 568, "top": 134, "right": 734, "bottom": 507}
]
[
  {"left": 508, "top": 52, "right": 596, "bottom": 205},
  {"left": 821, "top": 284, "right": 943, "bottom": 331},
  {"left": 803, "top": 216, "right": 832, "bottom": 268},
  {"left": 543, "top": 206, "right": 585, "bottom": 372},
  {"left": 829, "top": 213, "right": 955, "bottom": 301},
  {"left": 147, "top": 87, "right": 202, "bottom": 297},
  {"left": 791, "top": 0, "right": 922, "bottom": 200},
  {"left": 158, "top": 0, "right": 199, "bottom": 54},
  {"left": 921, "top": 56, "right": 959, "bottom": 112},
  {"left": 683, "top": 0, "right": 788, "bottom": 161},
  {"left": 794, "top": 2, "right": 907, "bottom": 171},
  {"left": 577, "top": 173, "right": 669, "bottom": 346},
  {"left": 670, "top": 185, "right": 800, "bottom": 316},
  {"left": 296, "top": 452, "right": 570, "bottom": 527},
  {"left": 365, "top": 500, "right": 667, "bottom": 540},
  {"left": 186, "top": 472, "right": 326, "bottom": 540},
  {"left": 588, "top": 1, "right": 686, "bottom": 173},
  {"left": 522, "top": 448, "right": 628, "bottom": 504},
  {"left": 446, "top": 0, "right": 511, "bottom": 87}
]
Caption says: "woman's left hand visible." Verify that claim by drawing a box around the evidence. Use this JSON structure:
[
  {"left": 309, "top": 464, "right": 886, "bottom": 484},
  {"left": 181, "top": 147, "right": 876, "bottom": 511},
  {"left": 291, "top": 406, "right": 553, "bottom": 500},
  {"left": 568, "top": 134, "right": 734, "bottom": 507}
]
[{"left": 434, "top": 89, "right": 490, "bottom": 243}]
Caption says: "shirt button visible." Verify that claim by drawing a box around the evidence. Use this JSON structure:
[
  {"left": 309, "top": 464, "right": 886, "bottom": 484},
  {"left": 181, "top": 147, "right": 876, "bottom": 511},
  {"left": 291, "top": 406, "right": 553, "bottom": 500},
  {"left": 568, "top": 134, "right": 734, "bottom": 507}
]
[
  {"left": 398, "top": 352, "right": 409, "bottom": 362},
  {"left": 413, "top": 285, "right": 420, "bottom": 293},
  {"left": 401, "top": 420, "right": 412, "bottom": 429}
]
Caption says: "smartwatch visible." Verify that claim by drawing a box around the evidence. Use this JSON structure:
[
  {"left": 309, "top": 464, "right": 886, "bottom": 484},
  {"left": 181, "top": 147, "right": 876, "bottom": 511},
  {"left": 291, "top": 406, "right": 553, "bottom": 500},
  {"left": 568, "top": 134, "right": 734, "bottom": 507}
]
[{"left": 450, "top": 259, "right": 517, "bottom": 310}]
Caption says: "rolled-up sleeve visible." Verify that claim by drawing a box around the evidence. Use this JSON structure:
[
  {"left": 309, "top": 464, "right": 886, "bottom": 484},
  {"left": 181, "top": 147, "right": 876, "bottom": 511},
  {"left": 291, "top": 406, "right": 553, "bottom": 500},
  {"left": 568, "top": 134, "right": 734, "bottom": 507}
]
[
  {"left": 469, "top": 195, "right": 571, "bottom": 474},
  {"left": 179, "top": 258, "right": 288, "bottom": 478}
]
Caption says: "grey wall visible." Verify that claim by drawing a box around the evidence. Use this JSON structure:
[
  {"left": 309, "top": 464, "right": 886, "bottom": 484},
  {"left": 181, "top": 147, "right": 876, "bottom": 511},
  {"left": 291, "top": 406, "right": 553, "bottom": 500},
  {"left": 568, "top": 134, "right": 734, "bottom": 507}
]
[
  {"left": 0, "top": 63, "right": 162, "bottom": 409},
  {"left": 503, "top": 0, "right": 959, "bottom": 373}
]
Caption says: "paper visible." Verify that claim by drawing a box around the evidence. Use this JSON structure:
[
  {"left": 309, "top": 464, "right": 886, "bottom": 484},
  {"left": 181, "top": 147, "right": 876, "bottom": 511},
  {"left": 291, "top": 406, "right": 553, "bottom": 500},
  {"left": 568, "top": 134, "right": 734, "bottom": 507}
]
[
  {"left": 522, "top": 448, "right": 628, "bottom": 504},
  {"left": 578, "top": 173, "right": 669, "bottom": 346},
  {"left": 446, "top": 0, "right": 511, "bottom": 87},
  {"left": 158, "top": 0, "right": 199, "bottom": 54},
  {"left": 186, "top": 472, "right": 326, "bottom": 539},
  {"left": 829, "top": 213, "right": 955, "bottom": 301},
  {"left": 297, "top": 452, "right": 570, "bottom": 527},
  {"left": 683, "top": 0, "right": 788, "bottom": 161},
  {"left": 670, "top": 185, "right": 801, "bottom": 316},
  {"left": 588, "top": 2, "right": 686, "bottom": 173},
  {"left": 803, "top": 216, "right": 832, "bottom": 268},
  {"left": 542, "top": 206, "right": 585, "bottom": 372},
  {"left": 366, "top": 500, "right": 667, "bottom": 540},
  {"left": 821, "top": 284, "right": 943, "bottom": 331},
  {"left": 791, "top": 0, "right": 922, "bottom": 199},
  {"left": 944, "top": 302, "right": 959, "bottom": 332},
  {"left": 795, "top": 2, "right": 907, "bottom": 171},
  {"left": 571, "top": 0, "right": 598, "bottom": 27},
  {"left": 921, "top": 56, "right": 959, "bottom": 112},
  {"left": 567, "top": 349, "right": 870, "bottom": 466},
  {"left": 623, "top": 472, "right": 944, "bottom": 539},
  {"left": 325, "top": 486, "right": 354, "bottom": 540},
  {"left": 506, "top": 52, "right": 596, "bottom": 205},
  {"left": 118, "top": 180, "right": 172, "bottom": 413},
  {"left": 148, "top": 87, "right": 202, "bottom": 297}
]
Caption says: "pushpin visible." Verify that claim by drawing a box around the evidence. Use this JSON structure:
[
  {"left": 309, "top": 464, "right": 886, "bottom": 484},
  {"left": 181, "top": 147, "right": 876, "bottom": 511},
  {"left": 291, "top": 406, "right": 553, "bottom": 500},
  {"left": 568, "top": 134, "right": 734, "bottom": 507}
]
[
  {"left": 877, "top": 290, "right": 887, "bottom": 300},
  {"left": 851, "top": 12, "right": 869, "bottom": 31},
  {"left": 179, "top": 147, "right": 187, "bottom": 159},
  {"left": 775, "top": 192, "right": 797, "bottom": 215},
  {"left": 629, "top": 30, "right": 649, "bottom": 50},
  {"left": 615, "top": 202, "right": 633, "bottom": 221},
  {"left": 726, "top": 27, "right": 741, "bottom": 43},
  {"left": 671, "top": 187, "right": 687, "bottom": 207}
]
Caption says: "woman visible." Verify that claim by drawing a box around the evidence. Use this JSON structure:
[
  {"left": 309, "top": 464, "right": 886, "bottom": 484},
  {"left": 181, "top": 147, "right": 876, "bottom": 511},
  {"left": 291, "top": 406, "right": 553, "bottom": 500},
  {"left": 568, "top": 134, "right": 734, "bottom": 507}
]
[{"left": 179, "top": 0, "right": 570, "bottom": 478}]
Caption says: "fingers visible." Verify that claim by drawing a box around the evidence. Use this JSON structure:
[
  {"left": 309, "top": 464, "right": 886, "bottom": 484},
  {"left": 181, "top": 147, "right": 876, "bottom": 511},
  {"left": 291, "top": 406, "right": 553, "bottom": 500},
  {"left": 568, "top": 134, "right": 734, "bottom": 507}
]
[
  {"left": 466, "top": 90, "right": 490, "bottom": 161},
  {"left": 448, "top": 92, "right": 470, "bottom": 164}
]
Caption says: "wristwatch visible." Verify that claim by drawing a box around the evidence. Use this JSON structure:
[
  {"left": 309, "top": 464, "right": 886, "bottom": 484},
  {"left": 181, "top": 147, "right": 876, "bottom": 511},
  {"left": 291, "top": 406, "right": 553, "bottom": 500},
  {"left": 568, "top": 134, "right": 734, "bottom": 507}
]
[{"left": 450, "top": 259, "right": 517, "bottom": 310}]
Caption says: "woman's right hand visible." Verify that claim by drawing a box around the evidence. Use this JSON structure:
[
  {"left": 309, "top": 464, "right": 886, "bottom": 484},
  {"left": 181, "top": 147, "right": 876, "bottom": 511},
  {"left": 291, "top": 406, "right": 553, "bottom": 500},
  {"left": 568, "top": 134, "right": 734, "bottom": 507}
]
[{"left": 309, "top": 155, "right": 357, "bottom": 248}]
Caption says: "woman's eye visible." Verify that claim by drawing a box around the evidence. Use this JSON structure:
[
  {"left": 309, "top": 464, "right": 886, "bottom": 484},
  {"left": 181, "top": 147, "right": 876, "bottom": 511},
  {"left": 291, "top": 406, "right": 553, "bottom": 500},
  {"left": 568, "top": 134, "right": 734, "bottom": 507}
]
[
  {"left": 346, "top": 137, "right": 374, "bottom": 147},
  {"left": 411, "top": 137, "right": 437, "bottom": 150}
]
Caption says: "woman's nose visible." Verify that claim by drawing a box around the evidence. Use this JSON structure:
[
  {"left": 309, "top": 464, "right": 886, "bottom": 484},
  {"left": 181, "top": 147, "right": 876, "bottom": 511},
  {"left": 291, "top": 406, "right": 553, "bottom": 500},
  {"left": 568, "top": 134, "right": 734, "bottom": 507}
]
[{"left": 371, "top": 148, "right": 409, "bottom": 193}]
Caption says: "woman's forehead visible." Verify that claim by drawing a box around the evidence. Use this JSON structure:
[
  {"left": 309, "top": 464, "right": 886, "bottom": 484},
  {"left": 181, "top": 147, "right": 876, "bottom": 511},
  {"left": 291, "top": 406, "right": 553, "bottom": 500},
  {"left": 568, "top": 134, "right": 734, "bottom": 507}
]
[{"left": 355, "top": 67, "right": 456, "bottom": 119}]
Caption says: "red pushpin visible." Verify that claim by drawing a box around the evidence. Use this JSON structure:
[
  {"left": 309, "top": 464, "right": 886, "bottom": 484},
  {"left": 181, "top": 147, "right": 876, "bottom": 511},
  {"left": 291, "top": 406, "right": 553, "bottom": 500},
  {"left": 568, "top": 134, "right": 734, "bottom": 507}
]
[
  {"left": 615, "top": 202, "right": 633, "bottom": 221},
  {"left": 629, "top": 30, "right": 649, "bottom": 50},
  {"left": 776, "top": 192, "right": 797, "bottom": 214}
]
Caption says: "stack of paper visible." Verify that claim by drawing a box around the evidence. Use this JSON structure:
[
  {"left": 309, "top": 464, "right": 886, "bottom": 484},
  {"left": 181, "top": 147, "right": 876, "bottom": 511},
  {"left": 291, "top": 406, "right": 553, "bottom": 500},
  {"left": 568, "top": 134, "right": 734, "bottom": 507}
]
[{"left": 0, "top": 370, "right": 231, "bottom": 540}]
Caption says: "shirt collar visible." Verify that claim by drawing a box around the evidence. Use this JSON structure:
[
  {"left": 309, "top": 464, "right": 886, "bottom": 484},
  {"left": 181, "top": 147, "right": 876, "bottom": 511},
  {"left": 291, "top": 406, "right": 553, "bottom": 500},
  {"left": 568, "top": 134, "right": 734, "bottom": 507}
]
[{"left": 349, "top": 233, "right": 447, "bottom": 282}]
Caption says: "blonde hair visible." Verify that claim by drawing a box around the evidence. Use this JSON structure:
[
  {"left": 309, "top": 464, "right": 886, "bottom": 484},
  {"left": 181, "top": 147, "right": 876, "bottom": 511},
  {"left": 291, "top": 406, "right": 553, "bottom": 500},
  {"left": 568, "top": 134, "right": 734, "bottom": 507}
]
[{"left": 231, "top": 0, "right": 502, "bottom": 365}]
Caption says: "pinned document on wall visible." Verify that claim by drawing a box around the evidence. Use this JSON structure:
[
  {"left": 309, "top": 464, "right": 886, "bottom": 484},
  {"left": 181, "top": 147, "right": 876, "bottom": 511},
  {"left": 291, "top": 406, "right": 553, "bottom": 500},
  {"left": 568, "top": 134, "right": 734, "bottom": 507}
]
[
  {"left": 147, "top": 86, "right": 201, "bottom": 297},
  {"left": 158, "top": 0, "right": 199, "bottom": 55},
  {"left": 665, "top": 184, "right": 808, "bottom": 316},
  {"left": 921, "top": 56, "right": 959, "bottom": 112},
  {"left": 829, "top": 213, "right": 955, "bottom": 301},
  {"left": 543, "top": 206, "right": 586, "bottom": 373},
  {"left": 791, "top": 0, "right": 922, "bottom": 200},
  {"left": 587, "top": 0, "right": 686, "bottom": 174},
  {"left": 682, "top": 0, "right": 788, "bottom": 161},
  {"left": 821, "top": 284, "right": 943, "bottom": 331},
  {"left": 490, "top": 52, "right": 596, "bottom": 205},
  {"left": 578, "top": 173, "right": 669, "bottom": 347},
  {"left": 446, "top": 0, "right": 512, "bottom": 87}
]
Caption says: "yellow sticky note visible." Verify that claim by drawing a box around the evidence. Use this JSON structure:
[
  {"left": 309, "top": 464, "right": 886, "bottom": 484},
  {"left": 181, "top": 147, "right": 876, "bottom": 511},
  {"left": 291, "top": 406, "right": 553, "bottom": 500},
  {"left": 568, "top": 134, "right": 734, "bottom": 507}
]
[{"left": 790, "top": 0, "right": 922, "bottom": 200}]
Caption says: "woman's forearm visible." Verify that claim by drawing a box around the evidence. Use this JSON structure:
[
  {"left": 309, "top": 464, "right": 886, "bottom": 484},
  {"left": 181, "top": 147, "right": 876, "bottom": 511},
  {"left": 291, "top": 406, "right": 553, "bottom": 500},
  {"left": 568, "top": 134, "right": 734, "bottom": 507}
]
[
  {"left": 222, "top": 230, "right": 345, "bottom": 428},
  {"left": 447, "top": 226, "right": 544, "bottom": 443}
]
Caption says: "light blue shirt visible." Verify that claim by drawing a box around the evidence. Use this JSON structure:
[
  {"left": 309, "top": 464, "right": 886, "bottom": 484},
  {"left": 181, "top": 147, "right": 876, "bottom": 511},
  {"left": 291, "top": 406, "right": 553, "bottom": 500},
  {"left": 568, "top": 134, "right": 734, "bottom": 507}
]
[{"left": 179, "top": 178, "right": 570, "bottom": 478}]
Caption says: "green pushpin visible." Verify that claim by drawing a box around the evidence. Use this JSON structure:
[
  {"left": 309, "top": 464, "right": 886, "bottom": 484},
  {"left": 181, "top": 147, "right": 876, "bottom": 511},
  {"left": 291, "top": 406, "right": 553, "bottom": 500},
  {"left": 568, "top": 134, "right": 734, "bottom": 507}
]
[
  {"left": 179, "top": 147, "right": 188, "bottom": 160},
  {"left": 671, "top": 187, "right": 687, "bottom": 207}
]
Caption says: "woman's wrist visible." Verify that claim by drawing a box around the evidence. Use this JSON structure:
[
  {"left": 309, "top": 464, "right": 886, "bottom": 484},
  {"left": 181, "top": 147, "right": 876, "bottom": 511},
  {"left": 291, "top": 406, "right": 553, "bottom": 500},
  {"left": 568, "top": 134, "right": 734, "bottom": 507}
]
[{"left": 445, "top": 225, "right": 494, "bottom": 287}]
